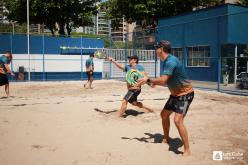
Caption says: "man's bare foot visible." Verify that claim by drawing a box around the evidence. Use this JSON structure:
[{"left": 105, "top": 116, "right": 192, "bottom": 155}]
[
  {"left": 183, "top": 149, "right": 191, "bottom": 156},
  {"left": 116, "top": 115, "right": 124, "bottom": 119}
]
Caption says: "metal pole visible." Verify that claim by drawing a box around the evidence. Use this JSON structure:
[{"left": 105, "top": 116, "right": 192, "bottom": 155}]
[
  {"left": 217, "top": 18, "right": 221, "bottom": 92},
  {"left": 80, "top": 36, "right": 83, "bottom": 80},
  {"left": 247, "top": 61, "right": 248, "bottom": 73},
  {"left": 12, "top": 23, "right": 14, "bottom": 35},
  {"left": 96, "top": 13, "right": 99, "bottom": 35},
  {"left": 27, "top": 0, "right": 30, "bottom": 81},
  {"left": 42, "top": 34, "right": 45, "bottom": 81},
  {"left": 154, "top": 28, "right": 158, "bottom": 78},
  {"left": 132, "top": 32, "right": 135, "bottom": 55},
  {"left": 10, "top": 33, "right": 13, "bottom": 81},
  {"left": 125, "top": 33, "right": 128, "bottom": 65},
  {"left": 108, "top": 20, "right": 112, "bottom": 78},
  {"left": 234, "top": 44, "right": 238, "bottom": 84}
]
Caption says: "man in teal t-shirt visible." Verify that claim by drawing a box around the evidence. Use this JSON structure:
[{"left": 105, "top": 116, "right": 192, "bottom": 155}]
[
  {"left": 138, "top": 40, "right": 194, "bottom": 156},
  {"left": 84, "top": 54, "right": 94, "bottom": 89},
  {"left": 0, "top": 51, "right": 15, "bottom": 97}
]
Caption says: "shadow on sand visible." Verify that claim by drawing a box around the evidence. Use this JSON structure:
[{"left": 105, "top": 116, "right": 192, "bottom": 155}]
[
  {"left": 94, "top": 108, "right": 144, "bottom": 118},
  {"left": 94, "top": 108, "right": 117, "bottom": 114},
  {"left": 122, "top": 133, "right": 183, "bottom": 155},
  {"left": 0, "top": 96, "right": 15, "bottom": 99},
  {"left": 123, "top": 109, "right": 144, "bottom": 118}
]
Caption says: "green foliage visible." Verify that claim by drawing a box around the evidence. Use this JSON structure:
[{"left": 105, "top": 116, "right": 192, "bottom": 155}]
[
  {"left": 0, "top": 24, "right": 12, "bottom": 33},
  {"left": 0, "top": 23, "right": 27, "bottom": 34},
  {"left": 107, "top": 0, "right": 223, "bottom": 28},
  {"left": 244, "top": 45, "right": 248, "bottom": 56},
  {"left": 70, "top": 32, "right": 100, "bottom": 38},
  {"left": 70, "top": 32, "right": 111, "bottom": 48},
  {"left": 238, "top": 0, "right": 248, "bottom": 6},
  {"left": 3, "top": 0, "right": 100, "bottom": 36}
]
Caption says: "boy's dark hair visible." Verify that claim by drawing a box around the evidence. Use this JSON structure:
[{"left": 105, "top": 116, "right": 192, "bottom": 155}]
[
  {"left": 128, "top": 55, "right": 139, "bottom": 64},
  {"left": 90, "top": 53, "right": 94, "bottom": 57}
]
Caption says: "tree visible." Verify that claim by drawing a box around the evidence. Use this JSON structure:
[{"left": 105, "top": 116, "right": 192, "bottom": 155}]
[
  {"left": 238, "top": 0, "right": 248, "bottom": 6},
  {"left": 3, "top": 0, "right": 100, "bottom": 36},
  {"left": 107, "top": 0, "right": 223, "bottom": 29}
]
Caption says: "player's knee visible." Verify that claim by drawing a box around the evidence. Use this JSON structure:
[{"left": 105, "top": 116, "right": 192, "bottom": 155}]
[
  {"left": 174, "top": 117, "right": 182, "bottom": 127},
  {"left": 122, "top": 99, "right": 128, "bottom": 105}
]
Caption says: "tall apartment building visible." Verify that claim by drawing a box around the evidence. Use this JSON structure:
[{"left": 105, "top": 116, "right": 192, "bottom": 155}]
[
  {"left": 0, "top": 2, "right": 8, "bottom": 23},
  {"left": 76, "top": 11, "right": 109, "bottom": 35},
  {"left": 97, "top": 11, "right": 110, "bottom": 36},
  {"left": 77, "top": 11, "right": 135, "bottom": 42}
]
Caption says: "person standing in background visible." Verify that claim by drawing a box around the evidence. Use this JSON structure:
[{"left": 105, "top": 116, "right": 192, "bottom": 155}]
[
  {"left": 84, "top": 54, "right": 94, "bottom": 89},
  {"left": 0, "top": 51, "right": 15, "bottom": 97}
]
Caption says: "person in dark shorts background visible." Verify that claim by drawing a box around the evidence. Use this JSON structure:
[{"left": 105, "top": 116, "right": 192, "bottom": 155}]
[
  {"left": 108, "top": 55, "right": 153, "bottom": 118},
  {"left": 0, "top": 51, "right": 15, "bottom": 97},
  {"left": 137, "top": 40, "right": 194, "bottom": 156},
  {"left": 84, "top": 54, "right": 94, "bottom": 89}
]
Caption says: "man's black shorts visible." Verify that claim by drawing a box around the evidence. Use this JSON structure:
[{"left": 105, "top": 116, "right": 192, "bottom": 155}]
[
  {"left": 86, "top": 71, "right": 93, "bottom": 81},
  {"left": 123, "top": 89, "right": 141, "bottom": 103},
  {"left": 0, "top": 73, "right": 9, "bottom": 86},
  {"left": 164, "top": 91, "right": 194, "bottom": 116}
]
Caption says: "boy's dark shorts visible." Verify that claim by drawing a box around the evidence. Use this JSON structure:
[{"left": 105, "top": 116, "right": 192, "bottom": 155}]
[
  {"left": 164, "top": 91, "right": 194, "bottom": 116},
  {"left": 86, "top": 71, "right": 93, "bottom": 81},
  {"left": 0, "top": 73, "right": 9, "bottom": 86},
  {"left": 124, "top": 89, "right": 141, "bottom": 103}
]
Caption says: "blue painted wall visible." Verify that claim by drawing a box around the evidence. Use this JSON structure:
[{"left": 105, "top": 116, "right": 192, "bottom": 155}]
[
  {"left": 157, "top": 4, "right": 248, "bottom": 82},
  {"left": 0, "top": 34, "right": 104, "bottom": 54},
  {"left": 227, "top": 5, "right": 248, "bottom": 44},
  {"left": 9, "top": 72, "right": 102, "bottom": 81}
]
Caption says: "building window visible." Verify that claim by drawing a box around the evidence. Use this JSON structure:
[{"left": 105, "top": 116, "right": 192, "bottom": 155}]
[
  {"left": 171, "top": 48, "right": 183, "bottom": 62},
  {"left": 187, "top": 46, "right": 210, "bottom": 67}
]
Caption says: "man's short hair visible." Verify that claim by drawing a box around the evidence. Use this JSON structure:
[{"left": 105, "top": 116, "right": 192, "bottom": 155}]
[
  {"left": 154, "top": 40, "right": 171, "bottom": 53},
  {"left": 90, "top": 53, "right": 94, "bottom": 57}
]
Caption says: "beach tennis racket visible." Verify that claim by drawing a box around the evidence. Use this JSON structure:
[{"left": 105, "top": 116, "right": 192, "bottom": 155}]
[
  {"left": 126, "top": 69, "right": 144, "bottom": 85},
  {"left": 94, "top": 50, "right": 107, "bottom": 59}
]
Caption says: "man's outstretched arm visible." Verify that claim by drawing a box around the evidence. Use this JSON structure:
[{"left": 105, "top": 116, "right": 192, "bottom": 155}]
[{"left": 108, "top": 57, "right": 125, "bottom": 71}]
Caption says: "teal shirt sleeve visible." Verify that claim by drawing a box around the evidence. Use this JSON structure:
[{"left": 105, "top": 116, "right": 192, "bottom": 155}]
[
  {"left": 137, "top": 64, "right": 145, "bottom": 72},
  {"left": 162, "top": 61, "right": 177, "bottom": 75},
  {"left": 0, "top": 55, "right": 8, "bottom": 64},
  {"left": 124, "top": 65, "right": 129, "bottom": 72}
]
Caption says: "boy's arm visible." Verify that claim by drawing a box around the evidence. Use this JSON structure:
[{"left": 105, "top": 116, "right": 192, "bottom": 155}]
[{"left": 108, "top": 57, "right": 125, "bottom": 71}]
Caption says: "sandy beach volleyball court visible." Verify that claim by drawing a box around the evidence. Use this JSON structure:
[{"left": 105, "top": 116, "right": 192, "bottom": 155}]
[{"left": 0, "top": 80, "right": 247, "bottom": 165}]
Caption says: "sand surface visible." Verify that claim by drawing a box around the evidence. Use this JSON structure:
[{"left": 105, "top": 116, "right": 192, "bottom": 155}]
[{"left": 0, "top": 80, "right": 247, "bottom": 165}]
